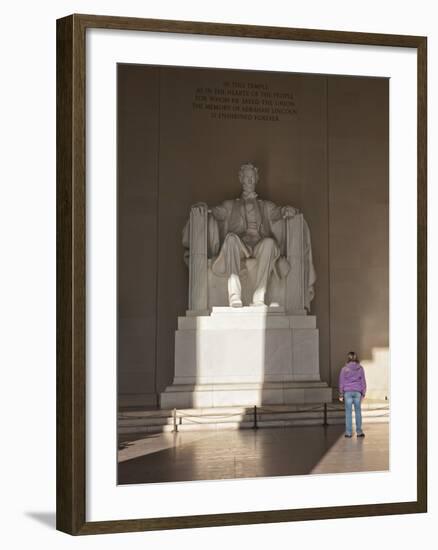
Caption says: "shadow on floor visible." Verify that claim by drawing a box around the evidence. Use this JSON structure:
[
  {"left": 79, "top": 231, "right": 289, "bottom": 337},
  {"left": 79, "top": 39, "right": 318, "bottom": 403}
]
[{"left": 118, "top": 424, "right": 361, "bottom": 485}]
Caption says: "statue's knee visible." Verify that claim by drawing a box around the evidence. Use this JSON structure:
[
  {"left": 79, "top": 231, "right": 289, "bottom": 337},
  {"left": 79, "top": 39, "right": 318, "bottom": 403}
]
[
  {"left": 221, "top": 233, "right": 242, "bottom": 255},
  {"left": 261, "top": 237, "right": 275, "bottom": 248},
  {"left": 255, "top": 237, "right": 277, "bottom": 257}
]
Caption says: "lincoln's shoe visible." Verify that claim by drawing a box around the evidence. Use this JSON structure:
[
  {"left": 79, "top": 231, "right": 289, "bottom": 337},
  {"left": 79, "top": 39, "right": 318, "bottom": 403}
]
[{"left": 230, "top": 297, "right": 243, "bottom": 308}]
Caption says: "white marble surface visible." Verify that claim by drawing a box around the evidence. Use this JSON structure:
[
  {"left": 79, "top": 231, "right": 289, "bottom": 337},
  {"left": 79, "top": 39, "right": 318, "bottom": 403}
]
[
  {"left": 160, "top": 381, "right": 332, "bottom": 408},
  {"left": 179, "top": 309, "right": 316, "bottom": 329},
  {"left": 161, "top": 308, "right": 330, "bottom": 408}
]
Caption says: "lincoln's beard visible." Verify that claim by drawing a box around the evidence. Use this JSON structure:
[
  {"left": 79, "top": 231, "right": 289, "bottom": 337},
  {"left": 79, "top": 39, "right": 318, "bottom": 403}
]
[{"left": 241, "top": 187, "right": 258, "bottom": 200}]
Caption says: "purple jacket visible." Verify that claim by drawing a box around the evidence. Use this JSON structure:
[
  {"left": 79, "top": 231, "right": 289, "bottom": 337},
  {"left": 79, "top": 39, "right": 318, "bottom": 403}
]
[{"left": 339, "top": 362, "right": 367, "bottom": 397}]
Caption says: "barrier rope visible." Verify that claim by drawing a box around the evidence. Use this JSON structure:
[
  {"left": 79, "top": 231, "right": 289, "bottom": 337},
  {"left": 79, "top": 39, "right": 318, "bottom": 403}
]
[
  {"left": 259, "top": 405, "right": 324, "bottom": 414},
  {"left": 325, "top": 406, "right": 390, "bottom": 412},
  {"left": 177, "top": 411, "right": 248, "bottom": 420},
  {"left": 120, "top": 406, "right": 389, "bottom": 420},
  {"left": 180, "top": 416, "right": 254, "bottom": 425},
  {"left": 119, "top": 402, "right": 390, "bottom": 432}
]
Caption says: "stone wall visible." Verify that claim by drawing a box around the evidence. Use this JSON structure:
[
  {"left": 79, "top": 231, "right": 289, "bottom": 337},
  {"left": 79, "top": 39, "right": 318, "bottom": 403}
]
[{"left": 117, "top": 65, "right": 389, "bottom": 407}]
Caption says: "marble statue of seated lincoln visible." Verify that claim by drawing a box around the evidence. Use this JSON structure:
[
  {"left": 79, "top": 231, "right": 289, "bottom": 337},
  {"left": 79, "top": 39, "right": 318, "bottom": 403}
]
[{"left": 183, "top": 162, "right": 315, "bottom": 309}]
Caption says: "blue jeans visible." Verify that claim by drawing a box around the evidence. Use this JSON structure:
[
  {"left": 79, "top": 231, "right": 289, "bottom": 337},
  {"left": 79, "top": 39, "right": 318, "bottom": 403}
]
[{"left": 344, "top": 391, "right": 363, "bottom": 435}]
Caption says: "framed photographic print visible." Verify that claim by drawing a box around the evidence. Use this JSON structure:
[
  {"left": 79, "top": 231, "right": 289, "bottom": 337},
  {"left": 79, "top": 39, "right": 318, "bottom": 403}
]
[{"left": 56, "top": 14, "right": 427, "bottom": 535}]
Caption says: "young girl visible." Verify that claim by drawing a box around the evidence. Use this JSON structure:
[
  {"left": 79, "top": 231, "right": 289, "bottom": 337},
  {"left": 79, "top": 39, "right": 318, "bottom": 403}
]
[{"left": 338, "top": 351, "right": 367, "bottom": 438}]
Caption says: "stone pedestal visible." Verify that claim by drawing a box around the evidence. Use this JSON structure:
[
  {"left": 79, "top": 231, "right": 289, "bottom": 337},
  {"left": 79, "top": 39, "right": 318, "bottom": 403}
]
[{"left": 160, "top": 306, "right": 332, "bottom": 408}]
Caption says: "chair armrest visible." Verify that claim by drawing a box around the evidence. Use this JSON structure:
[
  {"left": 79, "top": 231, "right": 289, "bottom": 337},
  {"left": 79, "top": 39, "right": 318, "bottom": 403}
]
[{"left": 188, "top": 206, "right": 208, "bottom": 312}]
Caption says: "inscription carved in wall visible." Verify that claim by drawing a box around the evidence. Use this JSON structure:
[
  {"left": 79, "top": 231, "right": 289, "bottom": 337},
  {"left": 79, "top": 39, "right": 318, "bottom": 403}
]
[{"left": 192, "top": 80, "right": 297, "bottom": 122}]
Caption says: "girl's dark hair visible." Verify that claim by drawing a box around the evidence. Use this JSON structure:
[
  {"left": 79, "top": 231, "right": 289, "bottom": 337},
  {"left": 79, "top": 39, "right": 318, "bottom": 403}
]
[{"left": 347, "top": 351, "right": 359, "bottom": 363}]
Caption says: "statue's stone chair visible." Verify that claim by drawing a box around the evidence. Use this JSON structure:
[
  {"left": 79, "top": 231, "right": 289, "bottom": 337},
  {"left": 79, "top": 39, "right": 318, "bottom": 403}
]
[{"left": 186, "top": 206, "right": 315, "bottom": 315}]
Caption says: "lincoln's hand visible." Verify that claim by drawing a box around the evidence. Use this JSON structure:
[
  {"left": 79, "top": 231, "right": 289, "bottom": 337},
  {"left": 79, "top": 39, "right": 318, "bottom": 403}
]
[
  {"left": 191, "top": 202, "right": 209, "bottom": 214},
  {"left": 281, "top": 205, "right": 299, "bottom": 219}
]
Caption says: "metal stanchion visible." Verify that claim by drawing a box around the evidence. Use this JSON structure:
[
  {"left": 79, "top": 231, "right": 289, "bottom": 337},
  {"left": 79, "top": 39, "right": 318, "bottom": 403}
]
[
  {"left": 173, "top": 408, "right": 178, "bottom": 432},
  {"left": 323, "top": 403, "right": 328, "bottom": 426},
  {"left": 253, "top": 405, "right": 258, "bottom": 429}
]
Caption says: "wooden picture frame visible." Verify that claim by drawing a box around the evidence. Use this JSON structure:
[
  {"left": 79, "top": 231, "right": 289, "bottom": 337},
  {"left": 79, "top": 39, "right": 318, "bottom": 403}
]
[{"left": 56, "top": 13, "right": 427, "bottom": 535}]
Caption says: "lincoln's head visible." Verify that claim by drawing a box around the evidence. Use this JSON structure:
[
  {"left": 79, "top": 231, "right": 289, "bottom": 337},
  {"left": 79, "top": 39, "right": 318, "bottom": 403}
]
[{"left": 238, "top": 162, "right": 259, "bottom": 195}]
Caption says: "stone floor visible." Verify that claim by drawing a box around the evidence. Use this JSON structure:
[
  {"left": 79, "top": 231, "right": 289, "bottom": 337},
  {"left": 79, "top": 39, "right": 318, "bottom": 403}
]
[{"left": 118, "top": 422, "right": 389, "bottom": 485}]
